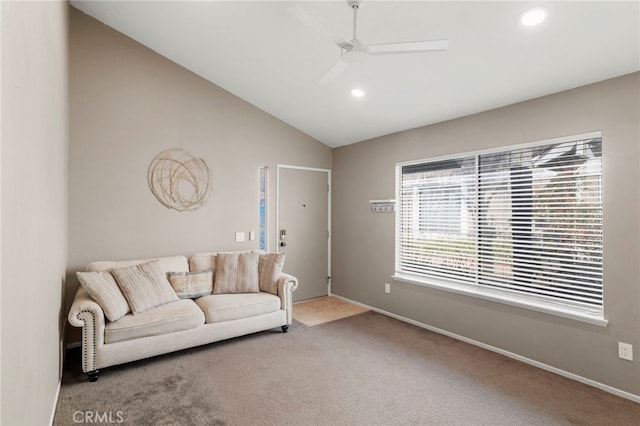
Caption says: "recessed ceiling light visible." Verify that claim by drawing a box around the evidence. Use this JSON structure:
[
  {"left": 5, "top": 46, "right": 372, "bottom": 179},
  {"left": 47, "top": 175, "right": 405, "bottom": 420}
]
[
  {"left": 520, "top": 7, "right": 547, "bottom": 27},
  {"left": 351, "top": 88, "right": 365, "bottom": 98}
]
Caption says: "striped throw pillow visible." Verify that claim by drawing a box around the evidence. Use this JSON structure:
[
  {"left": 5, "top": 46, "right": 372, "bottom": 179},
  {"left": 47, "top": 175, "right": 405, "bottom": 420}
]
[
  {"left": 214, "top": 252, "right": 260, "bottom": 294},
  {"left": 258, "top": 253, "right": 285, "bottom": 295},
  {"left": 111, "top": 260, "right": 179, "bottom": 315},
  {"left": 77, "top": 271, "right": 130, "bottom": 322}
]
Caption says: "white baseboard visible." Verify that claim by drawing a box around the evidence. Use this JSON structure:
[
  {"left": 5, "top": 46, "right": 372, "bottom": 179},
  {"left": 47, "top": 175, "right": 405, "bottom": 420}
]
[
  {"left": 330, "top": 293, "right": 640, "bottom": 404},
  {"left": 48, "top": 379, "right": 61, "bottom": 426},
  {"left": 50, "top": 332, "right": 67, "bottom": 426}
]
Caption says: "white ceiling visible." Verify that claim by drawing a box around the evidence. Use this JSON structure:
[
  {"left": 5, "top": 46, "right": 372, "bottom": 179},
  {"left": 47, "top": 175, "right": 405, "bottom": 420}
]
[{"left": 70, "top": 1, "right": 640, "bottom": 148}]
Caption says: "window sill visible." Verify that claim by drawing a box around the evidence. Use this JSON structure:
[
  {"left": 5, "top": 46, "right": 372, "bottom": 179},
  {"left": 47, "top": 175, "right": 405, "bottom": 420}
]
[{"left": 391, "top": 273, "right": 608, "bottom": 327}]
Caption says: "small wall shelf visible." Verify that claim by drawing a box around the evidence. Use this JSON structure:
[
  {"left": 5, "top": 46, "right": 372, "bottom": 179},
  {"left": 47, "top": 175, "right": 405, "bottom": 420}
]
[{"left": 369, "top": 199, "right": 395, "bottom": 213}]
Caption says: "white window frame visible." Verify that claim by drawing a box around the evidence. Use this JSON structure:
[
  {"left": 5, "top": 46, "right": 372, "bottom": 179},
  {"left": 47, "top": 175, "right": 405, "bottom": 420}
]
[{"left": 393, "top": 131, "right": 607, "bottom": 326}]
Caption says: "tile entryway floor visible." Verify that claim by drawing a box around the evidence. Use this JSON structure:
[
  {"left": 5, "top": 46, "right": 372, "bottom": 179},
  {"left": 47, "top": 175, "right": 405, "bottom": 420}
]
[{"left": 293, "top": 296, "right": 369, "bottom": 326}]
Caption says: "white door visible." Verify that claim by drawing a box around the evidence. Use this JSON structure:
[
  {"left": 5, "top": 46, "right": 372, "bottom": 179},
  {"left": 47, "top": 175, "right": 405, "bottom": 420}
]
[{"left": 277, "top": 166, "right": 331, "bottom": 302}]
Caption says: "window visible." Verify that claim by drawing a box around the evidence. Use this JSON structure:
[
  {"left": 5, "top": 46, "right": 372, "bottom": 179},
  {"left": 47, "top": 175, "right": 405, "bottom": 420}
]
[
  {"left": 398, "top": 157, "right": 477, "bottom": 283},
  {"left": 259, "top": 166, "right": 268, "bottom": 251},
  {"left": 419, "top": 185, "right": 463, "bottom": 233},
  {"left": 395, "top": 133, "right": 603, "bottom": 319}
]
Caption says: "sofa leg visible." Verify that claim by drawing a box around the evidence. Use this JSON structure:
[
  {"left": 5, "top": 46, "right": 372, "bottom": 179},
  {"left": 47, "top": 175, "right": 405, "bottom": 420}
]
[
  {"left": 281, "top": 325, "right": 289, "bottom": 333},
  {"left": 87, "top": 370, "right": 99, "bottom": 382}
]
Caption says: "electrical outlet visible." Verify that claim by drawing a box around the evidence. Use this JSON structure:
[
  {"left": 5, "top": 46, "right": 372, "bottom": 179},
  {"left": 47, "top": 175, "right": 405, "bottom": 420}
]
[
  {"left": 618, "top": 342, "right": 633, "bottom": 361},
  {"left": 384, "top": 283, "right": 391, "bottom": 294}
]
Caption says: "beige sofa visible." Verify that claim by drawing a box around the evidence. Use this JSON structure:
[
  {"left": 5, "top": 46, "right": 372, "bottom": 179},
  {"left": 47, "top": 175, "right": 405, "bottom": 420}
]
[{"left": 67, "top": 253, "right": 298, "bottom": 381}]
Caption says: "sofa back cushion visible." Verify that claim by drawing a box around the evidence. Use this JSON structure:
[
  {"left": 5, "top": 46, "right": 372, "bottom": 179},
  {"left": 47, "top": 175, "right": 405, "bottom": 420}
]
[
  {"left": 188, "top": 250, "right": 265, "bottom": 274},
  {"left": 110, "top": 260, "right": 179, "bottom": 315},
  {"left": 188, "top": 253, "right": 217, "bottom": 273},
  {"left": 214, "top": 252, "right": 260, "bottom": 294},
  {"left": 87, "top": 255, "right": 189, "bottom": 275}
]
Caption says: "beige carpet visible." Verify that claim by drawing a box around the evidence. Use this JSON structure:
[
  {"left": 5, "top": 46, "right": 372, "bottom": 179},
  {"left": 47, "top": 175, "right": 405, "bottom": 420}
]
[
  {"left": 54, "top": 311, "right": 640, "bottom": 425},
  {"left": 293, "top": 296, "right": 369, "bottom": 326}
]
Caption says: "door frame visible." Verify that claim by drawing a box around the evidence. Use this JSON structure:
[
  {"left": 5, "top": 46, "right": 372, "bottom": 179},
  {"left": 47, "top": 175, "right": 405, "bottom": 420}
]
[{"left": 276, "top": 164, "right": 332, "bottom": 295}]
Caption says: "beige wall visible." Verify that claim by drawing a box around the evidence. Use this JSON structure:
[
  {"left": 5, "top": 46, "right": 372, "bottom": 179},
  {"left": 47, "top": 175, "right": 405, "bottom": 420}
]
[
  {"left": 1, "top": 1, "right": 69, "bottom": 424},
  {"left": 332, "top": 72, "right": 640, "bottom": 396},
  {"left": 68, "top": 9, "right": 331, "bottom": 274}
]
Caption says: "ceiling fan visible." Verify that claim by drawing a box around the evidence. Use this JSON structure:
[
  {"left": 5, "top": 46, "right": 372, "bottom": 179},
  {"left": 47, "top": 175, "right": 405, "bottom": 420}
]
[{"left": 289, "top": 1, "right": 449, "bottom": 84}]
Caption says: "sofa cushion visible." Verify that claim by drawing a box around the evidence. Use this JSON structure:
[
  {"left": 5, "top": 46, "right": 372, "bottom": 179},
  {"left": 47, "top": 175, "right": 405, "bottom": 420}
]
[
  {"left": 195, "top": 292, "right": 281, "bottom": 323},
  {"left": 76, "top": 271, "right": 130, "bottom": 322},
  {"left": 188, "top": 253, "right": 217, "bottom": 273},
  {"left": 111, "top": 260, "right": 179, "bottom": 314},
  {"left": 214, "top": 252, "right": 260, "bottom": 294},
  {"left": 188, "top": 251, "right": 265, "bottom": 273},
  {"left": 87, "top": 255, "right": 189, "bottom": 275},
  {"left": 105, "top": 299, "right": 205, "bottom": 344},
  {"left": 168, "top": 269, "right": 213, "bottom": 299},
  {"left": 258, "top": 253, "right": 285, "bottom": 295}
]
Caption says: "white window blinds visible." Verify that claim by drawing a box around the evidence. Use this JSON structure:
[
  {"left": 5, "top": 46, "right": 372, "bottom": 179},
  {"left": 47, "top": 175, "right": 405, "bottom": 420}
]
[
  {"left": 397, "top": 135, "right": 603, "bottom": 313},
  {"left": 398, "top": 157, "right": 477, "bottom": 284}
]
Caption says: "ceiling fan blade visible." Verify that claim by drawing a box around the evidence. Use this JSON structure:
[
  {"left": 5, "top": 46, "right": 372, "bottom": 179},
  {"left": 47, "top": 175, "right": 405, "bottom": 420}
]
[
  {"left": 319, "top": 59, "right": 350, "bottom": 85},
  {"left": 367, "top": 39, "right": 450, "bottom": 55},
  {"left": 287, "top": 4, "right": 351, "bottom": 49}
]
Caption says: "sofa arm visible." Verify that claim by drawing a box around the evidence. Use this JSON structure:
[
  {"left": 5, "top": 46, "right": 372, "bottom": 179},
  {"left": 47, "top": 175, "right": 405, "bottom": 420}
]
[
  {"left": 68, "top": 287, "right": 106, "bottom": 373},
  {"left": 277, "top": 273, "right": 298, "bottom": 325}
]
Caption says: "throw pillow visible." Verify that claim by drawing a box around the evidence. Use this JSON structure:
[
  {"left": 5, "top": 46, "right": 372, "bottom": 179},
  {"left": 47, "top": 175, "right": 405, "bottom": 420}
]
[
  {"left": 110, "top": 260, "right": 179, "bottom": 315},
  {"left": 258, "top": 253, "right": 285, "bottom": 294},
  {"left": 168, "top": 269, "right": 214, "bottom": 299},
  {"left": 214, "top": 252, "right": 260, "bottom": 294},
  {"left": 76, "top": 271, "right": 130, "bottom": 322}
]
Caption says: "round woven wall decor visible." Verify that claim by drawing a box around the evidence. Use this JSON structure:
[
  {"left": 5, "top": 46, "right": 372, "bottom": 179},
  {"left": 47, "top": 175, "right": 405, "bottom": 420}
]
[{"left": 147, "top": 148, "right": 211, "bottom": 211}]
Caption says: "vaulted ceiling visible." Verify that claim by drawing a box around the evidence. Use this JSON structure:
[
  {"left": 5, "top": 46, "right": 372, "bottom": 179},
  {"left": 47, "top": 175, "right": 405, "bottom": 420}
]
[{"left": 70, "top": 1, "right": 640, "bottom": 147}]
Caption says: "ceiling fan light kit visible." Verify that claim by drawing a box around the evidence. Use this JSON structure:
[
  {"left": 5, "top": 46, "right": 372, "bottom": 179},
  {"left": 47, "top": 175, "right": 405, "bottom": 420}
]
[{"left": 290, "top": 0, "right": 450, "bottom": 85}]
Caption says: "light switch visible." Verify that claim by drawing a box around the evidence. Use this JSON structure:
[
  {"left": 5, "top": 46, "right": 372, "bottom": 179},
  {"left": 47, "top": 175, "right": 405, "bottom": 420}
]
[
  {"left": 249, "top": 231, "right": 255, "bottom": 241},
  {"left": 235, "top": 232, "right": 245, "bottom": 242}
]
